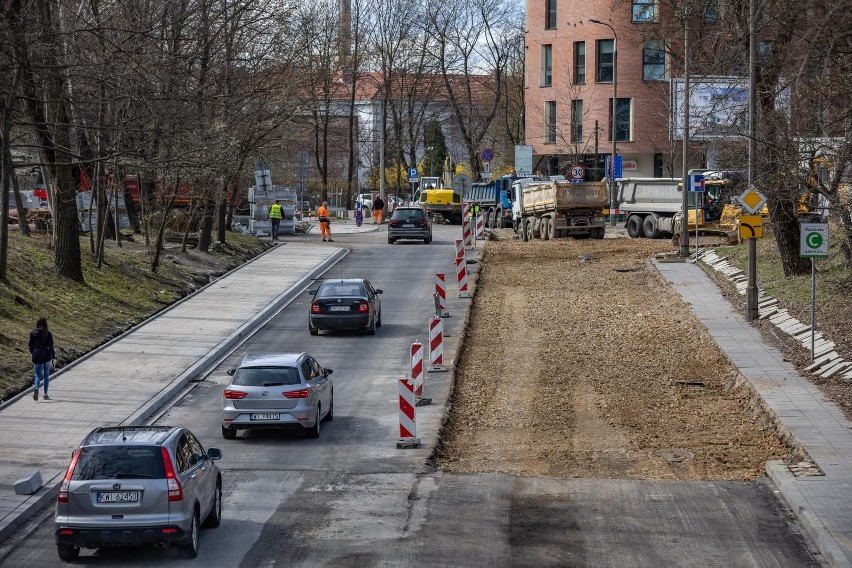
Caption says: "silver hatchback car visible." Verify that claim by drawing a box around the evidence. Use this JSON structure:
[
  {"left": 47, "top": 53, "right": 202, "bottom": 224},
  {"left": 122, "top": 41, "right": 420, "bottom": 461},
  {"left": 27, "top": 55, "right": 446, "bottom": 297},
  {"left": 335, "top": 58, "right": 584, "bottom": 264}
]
[
  {"left": 221, "top": 353, "right": 334, "bottom": 439},
  {"left": 54, "top": 426, "right": 222, "bottom": 561}
]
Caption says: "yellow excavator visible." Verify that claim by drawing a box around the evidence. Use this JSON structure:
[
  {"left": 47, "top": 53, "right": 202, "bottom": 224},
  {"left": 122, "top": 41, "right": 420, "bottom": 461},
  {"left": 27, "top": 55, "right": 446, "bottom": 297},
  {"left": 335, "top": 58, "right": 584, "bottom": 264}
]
[{"left": 417, "top": 157, "right": 463, "bottom": 224}]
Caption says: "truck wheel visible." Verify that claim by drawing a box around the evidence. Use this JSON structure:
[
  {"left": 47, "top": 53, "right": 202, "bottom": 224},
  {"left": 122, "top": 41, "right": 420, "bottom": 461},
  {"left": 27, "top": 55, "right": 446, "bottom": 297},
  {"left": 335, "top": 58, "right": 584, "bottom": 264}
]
[
  {"left": 540, "top": 218, "right": 550, "bottom": 240},
  {"left": 526, "top": 221, "right": 535, "bottom": 242},
  {"left": 626, "top": 215, "right": 644, "bottom": 238},
  {"left": 643, "top": 216, "right": 661, "bottom": 239},
  {"left": 592, "top": 227, "right": 605, "bottom": 239},
  {"left": 547, "top": 218, "right": 556, "bottom": 240},
  {"left": 484, "top": 211, "right": 492, "bottom": 228}
]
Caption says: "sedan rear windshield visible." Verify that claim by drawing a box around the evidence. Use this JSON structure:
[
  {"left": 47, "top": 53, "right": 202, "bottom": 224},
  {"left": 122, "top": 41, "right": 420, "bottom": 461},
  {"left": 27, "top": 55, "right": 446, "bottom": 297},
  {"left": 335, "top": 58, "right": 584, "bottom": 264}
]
[
  {"left": 73, "top": 446, "right": 166, "bottom": 480},
  {"left": 232, "top": 366, "right": 301, "bottom": 386},
  {"left": 317, "top": 283, "right": 365, "bottom": 298},
  {"left": 392, "top": 209, "right": 425, "bottom": 220}
]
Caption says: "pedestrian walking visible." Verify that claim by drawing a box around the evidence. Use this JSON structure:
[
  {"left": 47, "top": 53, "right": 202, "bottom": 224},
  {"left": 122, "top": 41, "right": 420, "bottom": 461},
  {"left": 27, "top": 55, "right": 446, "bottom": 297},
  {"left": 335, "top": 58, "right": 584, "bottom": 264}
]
[
  {"left": 268, "top": 200, "right": 283, "bottom": 240},
  {"left": 372, "top": 195, "right": 385, "bottom": 224},
  {"left": 317, "top": 201, "right": 334, "bottom": 242},
  {"left": 28, "top": 317, "right": 55, "bottom": 401}
]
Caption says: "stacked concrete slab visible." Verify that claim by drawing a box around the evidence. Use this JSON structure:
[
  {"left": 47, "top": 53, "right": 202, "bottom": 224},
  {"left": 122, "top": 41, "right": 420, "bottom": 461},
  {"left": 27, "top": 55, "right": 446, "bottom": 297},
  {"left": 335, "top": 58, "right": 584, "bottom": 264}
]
[{"left": 697, "top": 249, "right": 852, "bottom": 381}]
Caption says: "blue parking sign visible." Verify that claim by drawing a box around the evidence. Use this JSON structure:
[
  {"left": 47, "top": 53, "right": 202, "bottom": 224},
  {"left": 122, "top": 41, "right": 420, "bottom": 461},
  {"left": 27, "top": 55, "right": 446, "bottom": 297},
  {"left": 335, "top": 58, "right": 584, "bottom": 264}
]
[{"left": 408, "top": 168, "right": 419, "bottom": 181}]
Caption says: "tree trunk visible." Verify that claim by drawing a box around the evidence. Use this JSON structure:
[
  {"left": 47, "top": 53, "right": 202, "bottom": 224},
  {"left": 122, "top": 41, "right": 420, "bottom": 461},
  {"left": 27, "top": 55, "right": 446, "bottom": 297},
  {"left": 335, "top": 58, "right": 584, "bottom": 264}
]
[
  {"left": 10, "top": 162, "right": 30, "bottom": 236},
  {"left": 198, "top": 191, "right": 215, "bottom": 252}
]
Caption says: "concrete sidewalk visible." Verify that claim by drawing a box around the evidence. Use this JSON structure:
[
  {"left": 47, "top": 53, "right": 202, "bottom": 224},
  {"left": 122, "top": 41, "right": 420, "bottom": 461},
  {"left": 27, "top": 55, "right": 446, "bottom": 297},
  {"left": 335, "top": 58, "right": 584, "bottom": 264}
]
[
  {"left": 655, "top": 258, "right": 852, "bottom": 568},
  {"left": 0, "top": 242, "right": 348, "bottom": 543}
]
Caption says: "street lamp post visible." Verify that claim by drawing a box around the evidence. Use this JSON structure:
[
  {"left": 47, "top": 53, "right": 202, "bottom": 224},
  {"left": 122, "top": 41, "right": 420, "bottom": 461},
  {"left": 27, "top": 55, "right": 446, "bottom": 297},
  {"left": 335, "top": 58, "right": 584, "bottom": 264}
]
[
  {"left": 427, "top": 146, "right": 434, "bottom": 177},
  {"left": 589, "top": 18, "right": 618, "bottom": 227}
]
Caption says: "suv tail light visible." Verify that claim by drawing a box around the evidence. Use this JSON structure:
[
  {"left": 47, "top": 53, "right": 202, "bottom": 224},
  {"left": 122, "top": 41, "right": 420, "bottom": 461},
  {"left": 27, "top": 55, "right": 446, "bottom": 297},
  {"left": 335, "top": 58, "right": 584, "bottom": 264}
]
[
  {"left": 417, "top": 219, "right": 428, "bottom": 226},
  {"left": 224, "top": 389, "right": 247, "bottom": 399},
  {"left": 58, "top": 449, "right": 81, "bottom": 503},
  {"left": 161, "top": 447, "right": 183, "bottom": 502},
  {"left": 311, "top": 300, "right": 320, "bottom": 314},
  {"left": 283, "top": 389, "right": 310, "bottom": 399},
  {"left": 358, "top": 300, "right": 369, "bottom": 313}
]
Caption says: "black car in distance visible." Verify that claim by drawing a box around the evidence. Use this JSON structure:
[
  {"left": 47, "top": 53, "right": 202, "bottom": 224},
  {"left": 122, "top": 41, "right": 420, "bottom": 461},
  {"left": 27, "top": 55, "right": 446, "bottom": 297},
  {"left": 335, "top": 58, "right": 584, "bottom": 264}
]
[{"left": 308, "top": 278, "right": 382, "bottom": 335}]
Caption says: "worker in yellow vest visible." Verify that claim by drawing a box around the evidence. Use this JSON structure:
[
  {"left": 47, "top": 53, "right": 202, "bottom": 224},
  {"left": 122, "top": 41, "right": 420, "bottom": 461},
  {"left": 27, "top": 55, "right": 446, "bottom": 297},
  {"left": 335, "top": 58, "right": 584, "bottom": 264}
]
[{"left": 268, "top": 200, "right": 283, "bottom": 240}]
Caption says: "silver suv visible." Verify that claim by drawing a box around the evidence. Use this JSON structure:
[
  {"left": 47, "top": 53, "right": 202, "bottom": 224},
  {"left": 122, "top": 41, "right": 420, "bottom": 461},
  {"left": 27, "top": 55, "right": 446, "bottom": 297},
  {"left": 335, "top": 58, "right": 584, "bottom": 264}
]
[{"left": 54, "top": 426, "right": 223, "bottom": 561}]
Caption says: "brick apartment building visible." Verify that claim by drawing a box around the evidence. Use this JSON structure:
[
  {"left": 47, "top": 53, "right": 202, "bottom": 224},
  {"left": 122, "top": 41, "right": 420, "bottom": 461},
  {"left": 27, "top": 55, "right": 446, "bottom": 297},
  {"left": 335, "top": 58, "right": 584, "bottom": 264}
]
[{"left": 525, "top": 0, "right": 709, "bottom": 179}]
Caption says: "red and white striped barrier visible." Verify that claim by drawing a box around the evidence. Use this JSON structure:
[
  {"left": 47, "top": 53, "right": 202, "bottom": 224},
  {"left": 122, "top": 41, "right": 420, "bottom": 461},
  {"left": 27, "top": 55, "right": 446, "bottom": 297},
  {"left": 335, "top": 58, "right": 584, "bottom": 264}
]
[
  {"left": 411, "top": 342, "right": 424, "bottom": 400},
  {"left": 462, "top": 202, "right": 472, "bottom": 248},
  {"left": 397, "top": 378, "right": 420, "bottom": 448},
  {"left": 475, "top": 210, "right": 484, "bottom": 239},
  {"left": 455, "top": 238, "right": 465, "bottom": 259},
  {"left": 435, "top": 273, "right": 448, "bottom": 317},
  {"left": 428, "top": 317, "right": 447, "bottom": 372},
  {"left": 456, "top": 255, "right": 469, "bottom": 298}
]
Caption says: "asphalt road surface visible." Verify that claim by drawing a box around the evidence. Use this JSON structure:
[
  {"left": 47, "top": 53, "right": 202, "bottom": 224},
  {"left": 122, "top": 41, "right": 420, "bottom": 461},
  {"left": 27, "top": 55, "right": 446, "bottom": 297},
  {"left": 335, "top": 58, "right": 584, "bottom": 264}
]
[{"left": 0, "top": 224, "right": 824, "bottom": 567}]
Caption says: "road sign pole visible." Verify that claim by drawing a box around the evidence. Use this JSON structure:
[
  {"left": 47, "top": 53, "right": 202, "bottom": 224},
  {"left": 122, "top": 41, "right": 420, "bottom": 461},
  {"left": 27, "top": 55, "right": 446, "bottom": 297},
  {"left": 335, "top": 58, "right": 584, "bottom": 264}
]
[
  {"left": 811, "top": 257, "right": 816, "bottom": 362},
  {"left": 746, "top": 238, "right": 758, "bottom": 321}
]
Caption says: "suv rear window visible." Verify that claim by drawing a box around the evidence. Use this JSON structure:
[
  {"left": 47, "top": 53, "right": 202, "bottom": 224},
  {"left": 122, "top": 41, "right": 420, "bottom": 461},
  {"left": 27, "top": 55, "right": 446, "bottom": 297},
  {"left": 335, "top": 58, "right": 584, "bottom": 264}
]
[
  {"left": 392, "top": 209, "right": 425, "bottom": 220},
  {"left": 232, "top": 366, "right": 301, "bottom": 386},
  {"left": 72, "top": 446, "right": 165, "bottom": 480}
]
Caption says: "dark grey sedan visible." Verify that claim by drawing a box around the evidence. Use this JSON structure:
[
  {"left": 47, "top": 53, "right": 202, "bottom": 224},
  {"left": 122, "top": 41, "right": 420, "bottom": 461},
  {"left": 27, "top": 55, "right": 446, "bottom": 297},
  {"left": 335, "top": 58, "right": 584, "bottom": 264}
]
[
  {"left": 387, "top": 206, "right": 432, "bottom": 244},
  {"left": 308, "top": 278, "right": 382, "bottom": 335}
]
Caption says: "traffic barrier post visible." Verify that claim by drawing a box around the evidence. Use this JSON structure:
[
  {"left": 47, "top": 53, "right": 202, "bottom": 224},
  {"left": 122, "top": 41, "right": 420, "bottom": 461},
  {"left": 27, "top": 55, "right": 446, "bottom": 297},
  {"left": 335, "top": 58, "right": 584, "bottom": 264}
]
[
  {"left": 396, "top": 378, "right": 420, "bottom": 448},
  {"left": 456, "top": 255, "right": 469, "bottom": 298},
  {"left": 428, "top": 317, "right": 448, "bottom": 372},
  {"left": 455, "top": 238, "right": 465, "bottom": 259},
  {"left": 411, "top": 342, "right": 430, "bottom": 406},
  {"left": 462, "top": 202, "right": 472, "bottom": 248},
  {"left": 435, "top": 273, "right": 449, "bottom": 318}
]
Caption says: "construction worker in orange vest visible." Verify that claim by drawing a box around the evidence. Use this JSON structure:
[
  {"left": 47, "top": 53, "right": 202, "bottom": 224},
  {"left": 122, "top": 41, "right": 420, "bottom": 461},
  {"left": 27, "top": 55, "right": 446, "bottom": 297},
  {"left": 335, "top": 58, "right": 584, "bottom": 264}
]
[{"left": 317, "top": 201, "right": 334, "bottom": 242}]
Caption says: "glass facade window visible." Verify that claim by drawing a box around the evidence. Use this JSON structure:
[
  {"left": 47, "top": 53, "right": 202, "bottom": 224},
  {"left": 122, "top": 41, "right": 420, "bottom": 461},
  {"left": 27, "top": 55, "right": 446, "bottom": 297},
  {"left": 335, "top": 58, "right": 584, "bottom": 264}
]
[
  {"left": 574, "top": 42, "right": 585, "bottom": 84},
  {"left": 541, "top": 44, "right": 553, "bottom": 87},
  {"left": 545, "top": 101, "right": 557, "bottom": 144},
  {"left": 608, "top": 98, "right": 631, "bottom": 142},
  {"left": 632, "top": 0, "right": 656, "bottom": 22},
  {"left": 571, "top": 100, "right": 583, "bottom": 143},
  {"left": 596, "top": 39, "right": 614, "bottom": 82},
  {"left": 643, "top": 41, "right": 666, "bottom": 81},
  {"left": 546, "top": 0, "right": 557, "bottom": 29}
]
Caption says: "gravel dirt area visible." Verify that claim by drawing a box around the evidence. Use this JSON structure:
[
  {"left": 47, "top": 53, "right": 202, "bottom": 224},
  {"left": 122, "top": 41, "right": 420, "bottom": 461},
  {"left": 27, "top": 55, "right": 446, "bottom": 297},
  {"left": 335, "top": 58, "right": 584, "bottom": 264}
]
[{"left": 434, "top": 231, "right": 798, "bottom": 480}]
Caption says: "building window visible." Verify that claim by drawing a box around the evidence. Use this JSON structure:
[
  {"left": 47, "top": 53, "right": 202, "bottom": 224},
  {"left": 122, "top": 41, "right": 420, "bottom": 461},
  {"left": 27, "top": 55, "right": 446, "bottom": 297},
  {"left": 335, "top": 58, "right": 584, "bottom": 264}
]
[
  {"left": 540, "top": 44, "right": 553, "bottom": 87},
  {"left": 608, "top": 98, "right": 631, "bottom": 142},
  {"left": 545, "top": 0, "right": 557, "bottom": 29},
  {"left": 574, "top": 41, "right": 585, "bottom": 84},
  {"left": 545, "top": 101, "right": 557, "bottom": 144},
  {"left": 596, "top": 39, "right": 614, "bottom": 82},
  {"left": 643, "top": 41, "right": 665, "bottom": 81},
  {"left": 632, "top": 0, "right": 657, "bottom": 22},
  {"left": 702, "top": 0, "right": 719, "bottom": 22},
  {"left": 571, "top": 100, "right": 583, "bottom": 143}
]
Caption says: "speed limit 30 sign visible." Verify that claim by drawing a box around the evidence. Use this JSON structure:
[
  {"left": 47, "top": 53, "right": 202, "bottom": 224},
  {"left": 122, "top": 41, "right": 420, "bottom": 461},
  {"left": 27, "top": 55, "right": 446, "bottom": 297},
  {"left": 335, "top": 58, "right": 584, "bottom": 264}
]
[
  {"left": 570, "top": 165, "right": 585, "bottom": 180},
  {"left": 800, "top": 223, "right": 828, "bottom": 258}
]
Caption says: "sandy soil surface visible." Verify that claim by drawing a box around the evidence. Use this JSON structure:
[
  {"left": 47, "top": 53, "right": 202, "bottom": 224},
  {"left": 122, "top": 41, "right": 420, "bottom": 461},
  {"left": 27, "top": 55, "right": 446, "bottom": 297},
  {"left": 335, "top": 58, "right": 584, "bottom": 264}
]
[{"left": 434, "top": 231, "right": 797, "bottom": 480}]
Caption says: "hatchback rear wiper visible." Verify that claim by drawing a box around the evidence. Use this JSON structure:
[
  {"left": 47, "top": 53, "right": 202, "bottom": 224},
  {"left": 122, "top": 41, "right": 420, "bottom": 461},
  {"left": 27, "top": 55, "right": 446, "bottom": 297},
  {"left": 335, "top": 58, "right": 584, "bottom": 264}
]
[
  {"left": 115, "top": 473, "right": 152, "bottom": 478},
  {"left": 262, "top": 382, "right": 285, "bottom": 387}
]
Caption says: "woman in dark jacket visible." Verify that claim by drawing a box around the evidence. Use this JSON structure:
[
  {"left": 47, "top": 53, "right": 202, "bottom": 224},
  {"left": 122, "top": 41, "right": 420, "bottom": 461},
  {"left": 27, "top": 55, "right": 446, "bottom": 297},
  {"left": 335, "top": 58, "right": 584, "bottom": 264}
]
[{"left": 28, "top": 317, "right": 55, "bottom": 400}]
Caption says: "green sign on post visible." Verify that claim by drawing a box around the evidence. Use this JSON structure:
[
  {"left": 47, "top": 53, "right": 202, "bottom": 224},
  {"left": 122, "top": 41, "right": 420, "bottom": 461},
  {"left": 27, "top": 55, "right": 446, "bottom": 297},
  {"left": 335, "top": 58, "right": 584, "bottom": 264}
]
[{"left": 800, "top": 223, "right": 829, "bottom": 258}]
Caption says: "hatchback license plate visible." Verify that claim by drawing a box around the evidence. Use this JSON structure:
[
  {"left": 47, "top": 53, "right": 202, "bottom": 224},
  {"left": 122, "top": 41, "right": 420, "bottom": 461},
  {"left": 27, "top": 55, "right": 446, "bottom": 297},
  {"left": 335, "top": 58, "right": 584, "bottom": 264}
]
[
  {"left": 250, "top": 413, "right": 280, "bottom": 420},
  {"left": 328, "top": 305, "right": 350, "bottom": 312},
  {"left": 97, "top": 491, "right": 139, "bottom": 503},
  {"left": 402, "top": 224, "right": 415, "bottom": 228}
]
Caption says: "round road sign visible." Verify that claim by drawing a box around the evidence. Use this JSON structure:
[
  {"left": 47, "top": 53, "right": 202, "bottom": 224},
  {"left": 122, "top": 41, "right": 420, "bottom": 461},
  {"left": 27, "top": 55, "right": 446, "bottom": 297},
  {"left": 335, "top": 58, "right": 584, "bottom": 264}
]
[
  {"left": 570, "top": 165, "right": 585, "bottom": 180},
  {"left": 481, "top": 148, "right": 494, "bottom": 163}
]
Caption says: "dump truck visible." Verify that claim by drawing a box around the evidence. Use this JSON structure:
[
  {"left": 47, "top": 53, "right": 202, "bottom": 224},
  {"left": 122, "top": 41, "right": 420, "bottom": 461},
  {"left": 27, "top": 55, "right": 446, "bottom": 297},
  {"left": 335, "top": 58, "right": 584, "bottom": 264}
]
[
  {"left": 617, "top": 174, "right": 744, "bottom": 242},
  {"left": 510, "top": 179, "right": 607, "bottom": 241},
  {"left": 468, "top": 175, "right": 538, "bottom": 229},
  {"left": 417, "top": 157, "right": 463, "bottom": 224}
]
